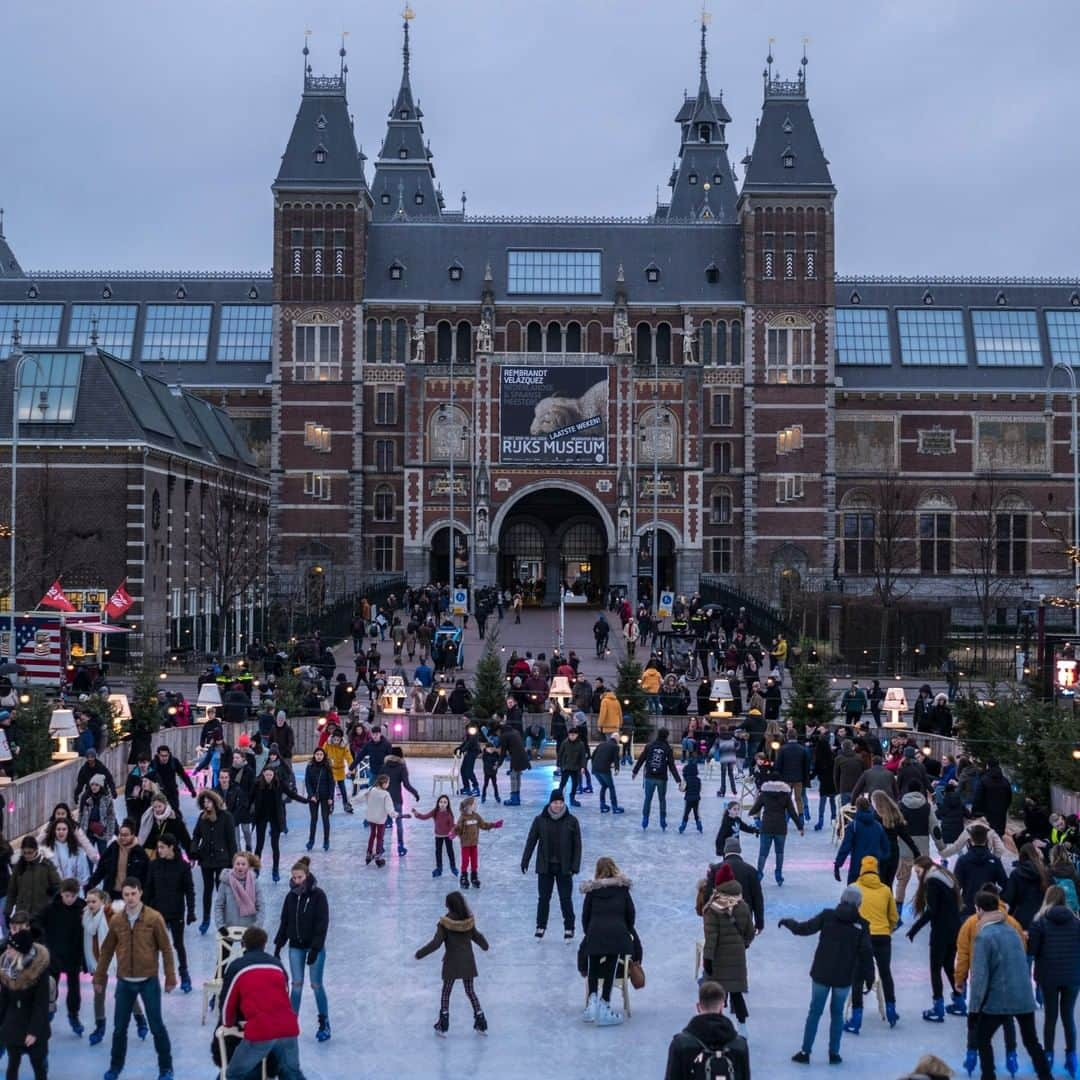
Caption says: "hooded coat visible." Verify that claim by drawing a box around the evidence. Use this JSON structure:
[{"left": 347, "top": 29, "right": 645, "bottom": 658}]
[
  {"left": 900, "top": 790, "right": 940, "bottom": 856},
  {"left": 1001, "top": 859, "right": 1048, "bottom": 930},
  {"left": 664, "top": 1012, "right": 750, "bottom": 1080},
  {"left": 749, "top": 780, "right": 801, "bottom": 837},
  {"left": 580, "top": 874, "right": 636, "bottom": 958},
  {"left": 835, "top": 807, "right": 890, "bottom": 884},
  {"left": 955, "top": 845, "right": 1009, "bottom": 914},
  {"left": 855, "top": 857, "right": 899, "bottom": 936},
  {"left": 0, "top": 943, "right": 52, "bottom": 1046},
  {"left": 191, "top": 790, "right": 237, "bottom": 871},
  {"left": 415, "top": 914, "right": 489, "bottom": 981},
  {"left": 1027, "top": 904, "right": 1080, "bottom": 989},
  {"left": 702, "top": 881, "right": 754, "bottom": 993}
]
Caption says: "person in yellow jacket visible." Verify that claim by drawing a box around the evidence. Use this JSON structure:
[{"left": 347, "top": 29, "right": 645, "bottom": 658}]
[
  {"left": 640, "top": 664, "right": 662, "bottom": 715},
  {"left": 845, "top": 855, "right": 900, "bottom": 1032},
  {"left": 597, "top": 691, "right": 623, "bottom": 737},
  {"left": 324, "top": 730, "right": 355, "bottom": 814}
]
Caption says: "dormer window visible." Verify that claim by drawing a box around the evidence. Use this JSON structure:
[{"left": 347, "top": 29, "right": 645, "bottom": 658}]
[
  {"left": 705, "top": 264, "right": 720, "bottom": 285},
  {"left": 414, "top": 192, "right": 424, "bottom": 206},
  {"left": 713, "top": 173, "right": 724, "bottom": 185},
  {"left": 399, "top": 109, "right": 409, "bottom": 119},
  {"left": 448, "top": 263, "right": 463, "bottom": 282},
  {"left": 380, "top": 192, "right": 391, "bottom": 205},
  {"left": 688, "top": 173, "right": 698, "bottom": 185},
  {"left": 782, "top": 148, "right": 796, "bottom": 169},
  {"left": 316, "top": 114, "right": 327, "bottom": 130},
  {"left": 389, "top": 261, "right": 404, "bottom": 281},
  {"left": 645, "top": 264, "right": 660, "bottom": 284},
  {"left": 398, "top": 147, "right": 408, "bottom": 159},
  {"left": 698, "top": 124, "right": 711, "bottom": 143},
  {"left": 313, "top": 145, "right": 327, "bottom": 165}
]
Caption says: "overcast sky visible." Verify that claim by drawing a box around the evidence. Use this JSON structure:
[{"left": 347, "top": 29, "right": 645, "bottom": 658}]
[{"left": 1, "top": 0, "right": 1077, "bottom": 276}]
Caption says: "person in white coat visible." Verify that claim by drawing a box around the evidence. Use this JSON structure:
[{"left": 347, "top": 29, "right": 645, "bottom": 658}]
[
  {"left": 42, "top": 819, "right": 91, "bottom": 891},
  {"left": 365, "top": 775, "right": 396, "bottom": 868}
]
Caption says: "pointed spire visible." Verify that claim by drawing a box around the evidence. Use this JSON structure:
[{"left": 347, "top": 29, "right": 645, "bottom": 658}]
[
  {"left": 0, "top": 207, "right": 4, "bottom": 240},
  {"left": 302, "top": 29, "right": 311, "bottom": 83},
  {"left": 402, "top": 5, "right": 414, "bottom": 87},
  {"left": 698, "top": 11, "right": 711, "bottom": 95},
  {"left": 339, "top": 31, "right": 348, "bottom": 83}
]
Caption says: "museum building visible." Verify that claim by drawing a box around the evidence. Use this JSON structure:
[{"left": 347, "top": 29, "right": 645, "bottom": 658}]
[{"left": 2, "top": 17, "right": 1079, "bottom": 623}]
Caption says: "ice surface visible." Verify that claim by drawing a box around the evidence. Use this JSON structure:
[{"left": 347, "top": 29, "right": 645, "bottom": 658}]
[{"left": 49, "top": 755, "right": 1027, "bottom": 1080}]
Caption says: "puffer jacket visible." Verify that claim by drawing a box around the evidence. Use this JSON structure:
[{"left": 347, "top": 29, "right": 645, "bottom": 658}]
[
  {"left": 834, "top": 807, "right": 890, "bottom": 884},
  {"left": 1001, "top": 859, "right": 1048, "bottom": 930},
  {"left": 937, "top": 789, "right": 968, "bottom": 845},
  {"left": 5, "top": 852, "right": 61, "bottom": 921},
  {"left": 274, "top": 874, "right": 329, "bottom": 954},
  {"left": 855, "top": 857, "right": 898, "bottom": 936},
  {"left": 190, "top": 791, "right": 237, "bottom": 871},
  {"left": 702, "top": 881, "right": 754, "bottom": 993},
  {"left": 1028, "top": 904, "right": 1080, "bottom": 989},
  {"left": 581, "top": 874, "right": 637, "bottom": 958},
  {"left": 749, "top": 780, "right": 801, "bottom": 837},
  {"left": 597, "top": 692, "right": 623, "bottom": 735}
]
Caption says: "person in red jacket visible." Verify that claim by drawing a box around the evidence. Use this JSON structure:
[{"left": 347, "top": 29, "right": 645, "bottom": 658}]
[{"left": 219, "top": 926, "right": 303, "bottom": 1079}]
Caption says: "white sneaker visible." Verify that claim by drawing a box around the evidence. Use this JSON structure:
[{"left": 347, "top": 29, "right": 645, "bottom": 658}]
[
  {"left": 596, "top": 1000, "right": 624, "bottom": 1027},
  {"left": 583, "top": 992, "right": 599, "bottom": 1023}
]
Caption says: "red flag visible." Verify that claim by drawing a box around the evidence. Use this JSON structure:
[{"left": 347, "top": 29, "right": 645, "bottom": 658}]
[
  {"left": 105, "top": 580, "right": 134, "bottom": 619},
  {"left": 39, "top": 579, "right": 75, "bottom": 612}
]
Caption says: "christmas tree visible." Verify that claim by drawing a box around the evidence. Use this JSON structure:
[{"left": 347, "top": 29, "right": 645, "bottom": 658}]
[
  {"left": 784, "top": 663, "right": 835, "bottom": 732},
  {"left": 10, "top": 690, "right": 54, "bottom": 778},
  {"left": 471, "top": 631, "right": 508, "bottom": 720},
  {"left": 615, "top": 656, "right": 650, "bottom": 741}
]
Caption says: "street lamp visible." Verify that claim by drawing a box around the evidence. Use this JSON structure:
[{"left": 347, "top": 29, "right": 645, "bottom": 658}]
[{"left": 1046, "top": 362, "right": 1080, "bottom": 637}]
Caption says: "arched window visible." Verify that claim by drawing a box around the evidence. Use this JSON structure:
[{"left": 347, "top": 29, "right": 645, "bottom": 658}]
[
  {"left": 586, "top": 321, "right": 603, "bottom": 353},
  {"left": 656, "top": 322, "right": 672, "bottom": 366},
  {"left": 730, "top": 319, "right": 741, "bottom": 367},
  {"left": 716, "top": 321, "right": 727, "bottom": 366},
  {"left": 546, "top": 322, "right": 563, "bottom": 354},
  {"left": 700, "top": 320, "right": 713, "bottom": 366},
  {"left": 395, "top": 319, "right": 408, "bottom": 363},
  {"left": 373, "top": 484, "right": 395, "bottom": 521},
  {"left": 365, "top": 318, "right": 377, "bottom": 364},
  {"left": 565, "top": 322, "right": 582, "bottom": 352},
  {"left": 526, "top": 321, "right": 542, "bottom": 352},
  {"left": 505, "top": 320, "right": 521, "bottom": 352},
  {"left": 635, "top": 323, "right": 652, "bottom": 365},
  {"left": 765, "top": 313, "right": 814, "bottom": 383},
  {"left": 456, "top": 322, "right": 472, "bottom": 363},
  {"left": 380, "top": 318, "right": 392, "bottom": 364},
  {"left": 436, "top": 320, "right": 452, "bottom": 362}
]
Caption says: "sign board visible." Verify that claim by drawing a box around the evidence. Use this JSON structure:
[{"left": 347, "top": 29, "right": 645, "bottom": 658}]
[
  {"left": 499, "top": 366, "right": 609, "bottom": 465},
  {"left": 658, "top": 591, "right": 674, "bottom": 619},
  {"left": 451, "top": 589, "right": 468, "bottom": 616},
  {"left": 431, "top": 475, "right": 467, "bottom": 496}
]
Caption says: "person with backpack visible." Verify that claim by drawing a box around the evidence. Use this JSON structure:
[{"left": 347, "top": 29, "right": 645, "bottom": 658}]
[
  {"left": 1028, "top": 884, "right": 1080, "bottom": 1075},
  {"left": 632, "top": 729, "right": 681, "bottom": 831},
  {"left": 663, "top": 979, "right": 751, "bottom": 1080},
  {"left": 1049, "top": 845, "right": 1080, "bottom": 913}
]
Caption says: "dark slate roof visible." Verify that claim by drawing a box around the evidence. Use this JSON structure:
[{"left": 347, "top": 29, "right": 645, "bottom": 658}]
[
  {"left": 365, "top": 220, "right": 743, "bottom": 304},
  {"left": 740, "top": 68, "right": 834, "bottom": 195},
  {"left": 0, "top": 231, "right": 23, "bottom": 279},
  {"left": 275, "top": 72, "right": 366, "bottom": 190},
  {"left": 0, "top": 346, "right": 261, "bottom": 471}
]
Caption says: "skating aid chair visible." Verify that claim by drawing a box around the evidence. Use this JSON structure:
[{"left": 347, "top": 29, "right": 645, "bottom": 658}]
[
  {"left": 834, "top": 803, "right": 856, "bottom": 846},
  {"left": 432, "top": 752, "right": 461, "bottom": 798},
  {"left": 216, "top": 1025, "right": 268, "bottom": 1080},
  {"left": 583, "top": 953, "right": 633, "bottom": 1018},
  {"left": 202, "top": 926, "right": 246, "bottom": 1025}
]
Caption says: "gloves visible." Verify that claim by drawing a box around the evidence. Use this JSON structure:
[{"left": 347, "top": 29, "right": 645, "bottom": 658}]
[
  {"left": 833, "top": 866, "right": 841, "bottom": 882},
  {"left": 273, "top": 946, "right": 282, "bottom": 959},
  {"left": 494, "top": 820, "right": 504, "bottom": 828},
  {"left": 778, "top": 918, "right": 793, "bottom": 931},
  {"left": 186, "top": 914, "right": 197, "bottom": 925},
  {"left": 521, "top": 865, "right": 528, "bottom": 875},
  {"left": 906, "top": 929, "right": 916, "bottom": 943},
  {"left": 306, "top": 949, "right": 319, "bottom": 966},
  {"left": 218, "top": 926, "right": 229, "bottom": 938}
]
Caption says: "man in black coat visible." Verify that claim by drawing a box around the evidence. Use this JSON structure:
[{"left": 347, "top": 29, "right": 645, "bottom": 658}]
[
  {"left": 148, "top": 745, "right": 197, "bottom": 814},
  {"left": 763, "top": 677, "right": 782, "bottom": 722},
  {"left": 498, "top": 723, "right": 530, "bottom": 806},
  {"left": 972, "top": 761, "right": 1013, "bottom": 838},
  {"left": 74, "top": 748, "right": 117, "bottom": 804},
  {"left": 590, "top": 734, "right": 623, "bottom": 814},
  {"left": 631, "top": 728, "right": 681, "bottom": 831},
  {"left": 833, "top": 742, "right": 866, "bottom": 805},
  {"left": 521, "top": 791, "right": 582, "bottom": 940},
  {"left": 954, "top": 824, "right": 1008, "bottom": 915},
  {"left": 774, "top": 734, "right": 811, "bottom": 819},
  {"left": 664, "top": 979, "right": 751, "bottom": 1080}
]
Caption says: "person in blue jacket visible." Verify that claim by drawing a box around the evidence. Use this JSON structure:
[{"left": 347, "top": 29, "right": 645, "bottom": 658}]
[{"left": 834, "top": 796, "right": 889, "bottom": 884}]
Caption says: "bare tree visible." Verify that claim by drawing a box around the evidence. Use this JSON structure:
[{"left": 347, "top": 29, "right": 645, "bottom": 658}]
[{"left": 868, "top": 473, "right": 917, "bottom": 672}]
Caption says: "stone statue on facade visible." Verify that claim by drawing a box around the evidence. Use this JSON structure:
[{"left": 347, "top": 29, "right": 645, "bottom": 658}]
[
  {"left": 682, "top": 314, "right": 697, "bottom": 364},
  {"left": 412, "top": 318, "right": 426, "bottom": 364},
  {"left": 476, "top": 313, "right": 494, "bottom": 355},
  {"left": 614, "top": 309, "right": 632, "bottom": 355}
]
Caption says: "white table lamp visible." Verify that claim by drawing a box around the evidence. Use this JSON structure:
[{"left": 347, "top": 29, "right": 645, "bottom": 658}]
[
  {"left": 49, "top": 708, "right": 79, "bottom": 758},
  {"left": 882, "top": 686, "right": 909, "bottom": 727},
  {"left": 709, "top": 677, "right": 733, "bottom": 718}
]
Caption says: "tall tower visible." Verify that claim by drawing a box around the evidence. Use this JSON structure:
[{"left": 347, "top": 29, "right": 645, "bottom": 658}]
[
  {"left": 737, "top": 47, "right": 836, "bottom": 596},
  {"left": 271, "top": 39, "right": 371, "bottom": 597}
]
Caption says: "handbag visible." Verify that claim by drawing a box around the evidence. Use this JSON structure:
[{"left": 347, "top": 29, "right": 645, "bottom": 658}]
[
  {"left": 89, "top": 819, "right": 105, "bottom": 838},
  {"left": 628, "top": 959, "right": 645, "bottom": 989}
]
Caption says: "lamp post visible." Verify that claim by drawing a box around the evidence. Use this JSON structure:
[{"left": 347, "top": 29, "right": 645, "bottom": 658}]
[
  {"left": 652, "top": 342, "right": 660, "bottom": 617},
  {"left": 1046, "top": 362, "right": 1080, "bottom": 636}
]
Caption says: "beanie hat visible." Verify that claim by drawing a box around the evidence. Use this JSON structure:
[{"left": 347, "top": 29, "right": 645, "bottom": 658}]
[
  {"left": 860, "top": 855, "right": 879, "bottom": 874},
  {"left": 903, "top": 746, "right": 917, "bottom": 759},
  {"left": 548, "top": 790, "right": 566, "bottom": 805},
  {"left": 90, "top": 774, "right": 106, "bottom": 788},
  {"left": 723, "top": 837, "right": 742, "bottom": 855},
  {"left": 85, "top": 747, "right": 98, "bottom": 758},
  {"left": 572, "top": 711, "right": 587, "bottom": 726},
  {"left": 713, "top": 863, "right": 735, "bottom": 885},
  {"left": 841, "top": 886, "right": 863, "bottom": 906},
  {"left": 9, "top": 929, "right": 33, "bottom": 955}
]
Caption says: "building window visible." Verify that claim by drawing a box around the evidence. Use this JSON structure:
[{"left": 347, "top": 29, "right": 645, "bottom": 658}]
[
  {"left": 710, "top": 537, "right": 733, "bottom": 574},
  {"left": 995, "top": 512, "right": 1028, "bottom": 575},
  {"left": 456, "top": 322, "right": 473, "bottom": 363},
  {"left": 711, "top": 392, "right": 733, "bottom": 427},
  {"left": 843, "top": 512, "right": 875, "bottom": 575},
  {"left": 448, "top": 263, "right": 463, "bottom": 282},
  {"left": 414, "top": 192, "right": 424, "bottom": 206},
  {"left": 731, "top": 320, "right": 741, "bottom": 367},
  {"left": 761, "top": 233, "right": 775, "bottom": 280},
  {"left": 381, "top": 318, "right": 393, "bottom": 363},
  {"left": 436, "top": 321, "right": 453, "bottom": 362},
  {"left": 656, "top": 323, "right": 672, "bottom": 365},
  {"left": 389, "top": 261, "right": 404, "bottom": 281},
  {"left": 375, "top": 389, "right": 397, "bottom": 425},
  {"left": 645, "top": 264, "right": 661, "bottom": 284},
  {"left": 303, "top": 422, "right": 331, "bottom": 452},
  {"left": 313, "top": 146, "right": 327, "bottom": 164},
  {"left": 919, "top": 512, "right": 952, "bottom": 574},
  {"left": 506, "top": 250, "right": 601, "bottom": 295},
  {"left": 142, "top": 304, "right": 212, "bottom": 362},
  {"left": 374, "top": 439, "right": 394, "bottom": 472},
  {"left": 688, "top": 173, "right": 698, "bottom": 185},
  {"left": 373, "top": 485, "right": 395, "bottom": 522},
  {"left": 380, "top": 192, "right": 391, "bottom": 205},
  {"left": 972, "top": 310, "right": 1042, "bottom": 367},
  {"left": 705, "top": 264, "right": 720, "bottom": 285},
  {"left": 365, "top": 318, "right": 377, "bottom": 363},
  {"left": 716, "top": 321, "right": 727, "bottom": 366},
  {"left": 635, "top": 323, "right": 651, "bottom": 364},
  {"left": 1047, "top": 311, "right": 1080, "bottom": 363},
  {"left": 836, "top": 308, "right": 891, "bottom": 366},
  {"left": 898, "top": 309, "right": 967, "bottom": 366},
  {"left": 776, "top": 475, "right": 805, "bottom": 504},
  {"left": 805, "top": 233, "right": 817, "bottom": 279},
  {"left": 372, "top": 536, "right": 396, "bottom": 572},
  {"left": 546, "top": 322, "right": 563, "bottom": 354},
  {"left": 16, "top": 351, "right": 82, "bottom": 422},
  {"left": 293, "top": 322, "right": 342, "bottom": 381},
  {"left": 565, "top": 322, "right": 582, "bottom": 352},
  {"left": 766, "top": 320, "right": 814, "bottom": 383},
  {"left": 68, "top": 304, "right": 138, "bottom": 359},
  {"left": 711, "top": 488, "right": 733, "bottom": 524},
  {"left": 303, "top": 472, "right": 332, "bottom": 501},
  {"left": 776, "top": 425, "right": 803, "bottom": 454},
  {"left": 700, "top": 320, "right": 713, "bottom": 365},
  {"left": 712, "top": 441, "right": 732, "bottom": 473},
  {"left": 396, "top": 319, "right": 408, "bottom": 363},
  {"left": 217, "top": 305, "right": 273, "bottom": 361}
]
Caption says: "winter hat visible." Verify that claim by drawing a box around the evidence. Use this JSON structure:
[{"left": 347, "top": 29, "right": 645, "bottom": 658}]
[
  {"left": 723, "top": 837, "right": 742, "bottom": 855},
  {"left": 85, "top": 748, "right": 98, "bottom": 758},
  {"left": 90, "top": 774, "right": 106, "bottom": 788},
  {"left": 713, "top": 863, "right": 735, "bottom": 885},
  {"left": 903, "top": 746, "right": 917, "bottom": 759},
  {"left": 572, "top": 711, "right": 587, "bottom": 726},
  {"left": 840, "top": 886, "right": 863, "bottom": 906},
  {"left": 860, "top": 855, "right": 879, "bottom": 875},
  {"left": 548, "top": 790, "right": 566, "bottom": 805},
  {"left": 9, "top": 929, "right": 33, "bottom": 955}
]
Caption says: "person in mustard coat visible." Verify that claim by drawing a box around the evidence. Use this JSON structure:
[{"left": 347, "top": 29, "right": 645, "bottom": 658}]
[
  {"left": 323, "top": 730, "right": 354, "bottom": 814},
  {"left": 845, "top": 855, "right": 900, "bottom": 1032},
  {"left": 640, "top": 664, "right": 662, "bottom": 715},
  {"left": 597, "top": 692, "right": 623, "bottom": 738}
]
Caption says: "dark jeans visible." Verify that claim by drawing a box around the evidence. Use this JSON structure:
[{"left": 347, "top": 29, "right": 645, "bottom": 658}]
[
  {"left": 460, "top": 759, "right": 478, "bottom": 791},
  {"left": 587, "top": 954, "right": 616, "bottom": 1001},
  {"left": 1042, "top": 983, "right": 1080, "bottom": 1055},
  {"left": 681, "top": 799, "right": 700, "bottom": 825},
  {"left": 56, "top": 962, "right": 81, "bottom": 1016},
  {"left": 851, "top": 935, "right": 894, "bottom": 1007},
  {"left": 335, "top": 778, "right": 351, "bottom": 809},
  {"left": 757, "top": 832, "right": 787, "bottom": 876},
  {"left": 111, "top": 976, "right": 172, "bottom": 1074},
  {"left": 435, "top": 836, "right": 457, "bottom": 873},
  {"left": 4, "top": 1041, "right": 47, "bottom": 1080},
  {"left": 595, "top": 771, "right": 618, "bottom": 809},
  {"left": 642, "top": 778, "right": 668, "bottom": 823},
  {"left": 200, "top": 865, "right": 221, "bottom": 923},
  {"left": 717, "top": 763, "right": 737, "bottom": 796},
  {"left": 165, "top": 917, "right": 189, "bottom": 978},
  {"left": 930, "top": 938, "right": 958, "bottom": 1000},
  {"left": 254, "top": 819, "right": 282, "bottom": 872},
  {"left": 482, "top": 774, "right": 501, "bottom": 800},
  {"left": 801, "top": 980, "right": 849, "bottom": 1057},
  {"left": 816, "top": 792, "right": 837, "bottom": 826},
  {"left": 557, "top": 769, "right": 579, "bottom": 801},
  {"left": 536, "top": 872, "right": 575, "bottom": 932},
  {"left": 977, "top": 1012, "right": 1051, "bottom": 1079},
  {"left": 226, "top": 1035, "right": 304, "bottom": 1080},
  {"left": 308, "top": 799, "right": 331, "bottom": 846}
]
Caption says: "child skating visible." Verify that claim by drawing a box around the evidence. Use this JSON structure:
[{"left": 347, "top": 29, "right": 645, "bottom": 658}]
[
  {"left": 679, "top": 752, "right": 703, "bottom": 833},
  {"left": 480, "top": 743, "right": 501, "bottom": 804},
  {"left": 414, "top": 890, "right": 490, "bottom": 1037},
  {"left": 715, "top": 799, "right": 760, "bottom": 854},
  {"left": 455, "top": 796, "right": 503, "bottom": 890},
  {"left": 365, "top": 775, "right": 395, "bottom": 868},
  {"left": 413, "top": 794, "right": 459, "bottom": 878}
]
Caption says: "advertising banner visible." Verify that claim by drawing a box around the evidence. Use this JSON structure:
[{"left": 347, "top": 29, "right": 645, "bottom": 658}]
[{"left": 499, "top": 366, "right": 609, "bottom": 465}]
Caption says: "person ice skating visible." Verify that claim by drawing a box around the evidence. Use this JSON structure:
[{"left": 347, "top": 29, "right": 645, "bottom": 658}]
[
  {"left": 413, "top": 795, "right": 459, "bottom": 878},
  {"left": 42, "top": 817, "right": 92, "bottom": 890},
  {"left": 1002, "top": 842, "right": 1051, "bottom": 931},
  {"left": 844, "top": 856, "right": 900, "bottom": 1033},
  {"left": 663, "top": 979, "right": 751, "bottom": 1080},
  {"left": 590, "top": 732, "right": 623, "bottom": 814},
  {"left": 365, "top": 775, "right": 395, "bottom": 868},
  {"left": 381, "top": 746, "right": 421, "bottom": 856},
  {"left": 93, "top": 876, "right": 177, "bottom": 1080},
  {"left": 834, "top": 796, "right": 889, "bottom": 885},
  {"left": 83, "top": 889, "right": 137, "bottom": 1046},
  {"left": 522, "top": 791, "right": 582, "bottom": 940},
  {"left": 137, "top": 791, "right": 191, "bottom": 857},
  {"left": 273, "top": 856, "right": 331, "bottom": 1042},
  {"left": 214, "top": 852, "right": 265, "bottom": 973},
  {"left": 1027, "top": 884, "right": 1080, "bottom": 1075},
  {"left": 480, "top": 742, "right": 502, "bottom": 804},
  {"left": 870, "top": 789, "right": 921, "bottom": 890},
  {"left": 969, "top": 890, "right": 1054, "bottom": 1080},
  {"left": 41, "top": 877, "right": 86, "bottom": 1036},
  {"left": 749, "top": 773, "right": 803, "bottom": 886},
  {"left": 415, "top": 890, "right": 489, "bottom": 1037},
  {"left": 454, "top": 797, "right": 503, "bottom": 890},
  {"left": 679, "top": 753, "right": 703, "bottom": 834},
  {"left": 781, "top": 886, "right": 874, "bottom": 1066},
  {"left": 6, "top": 837, "right": 61, "bottom": 925},
  {"left": 579, "top": 857, "right": 638, "bottom": 1027},
  {"left": 497, "top": 723, "right": 530, "bottom": 806},
  {"left": 632, "top": 728, "right": 681, "bottom": 831},
  {"left": 905, "top": 856, "right": 966, "bottom": 1024},
  {"left": 323, "top": 729, "right": 354, "bottom": 814},
  {"left": 557, "top": 729, "right": 588, "bottom": 807},
  {"left": 218, "top": 926, "right": 303, "bottom": 1080},
  {"left": 251, "top": 766, "right": 306, "bottom": 883},
  {"left": 303, "top": 747, "right": 335, "bottom": 853},
  {"left": 144, "top": 834, "right": 196, "bottom": 994},
  {"left": 715, "top": 801, "right": 759, "bottom": 857},
  {"left": 955, "top": 823, "right": 1008, "bottom": 915},
  {"left": 0, "top": 922, "right": 52, "bottom": 1080},
  {"left": 696, "top": 863, "right": 754, "bottom": 1029},
  {"left": 455, "top": 727, "right": 481, "bottom": 796},
  {"left": 191, "top": 789, "right": 237, "bottom": 933}
]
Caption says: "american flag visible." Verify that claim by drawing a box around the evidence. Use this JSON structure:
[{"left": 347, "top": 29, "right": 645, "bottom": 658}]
[{"left": 1, "top": 619, "right": 62, "bottom": 686}]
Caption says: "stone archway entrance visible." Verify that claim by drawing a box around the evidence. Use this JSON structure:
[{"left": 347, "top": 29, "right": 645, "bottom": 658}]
[{"left": 494, "top": 488, "right": 610, "bottom": 605}]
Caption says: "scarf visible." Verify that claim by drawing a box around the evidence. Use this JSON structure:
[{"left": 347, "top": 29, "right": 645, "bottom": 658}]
[
  {"left": 547, "top": 805, "right": 567, "bottom": 820},
  {"left": 153, "top": 805, "right": 171, "bottom": 821},
  {"left": 227, "top": 869, "right": 258, "bottom": 918},
  {"left": 708, "top": 890, "right": 743, "bottom": 916},
  {"left": 0, "top": 946, "right": 31, "bottom": 981}
]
